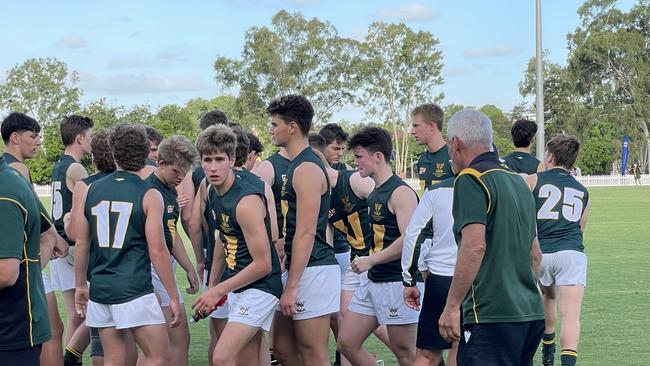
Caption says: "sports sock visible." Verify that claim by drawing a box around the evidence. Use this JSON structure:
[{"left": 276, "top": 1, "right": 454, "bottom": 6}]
[
  {"left": 542, "top": 332, "right": 556, "bottom": 365},
  {"left": 63, "top": 346, "right": 82, "bottom": 366},
  {"left": 334, "top": 350, "right": 341, "bottom": 365},
  {"left": 560, "top": 349, "right": 577, "bottom": 366}
]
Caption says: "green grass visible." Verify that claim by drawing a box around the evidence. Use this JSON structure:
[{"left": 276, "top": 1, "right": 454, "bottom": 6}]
[{"left": 43, "top": 186, "right": 650, "bottom": 365}]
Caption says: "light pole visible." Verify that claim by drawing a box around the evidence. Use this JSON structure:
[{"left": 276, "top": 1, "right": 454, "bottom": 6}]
[{"left": 535, "top": 0, "right": 545, "bottom": 160}]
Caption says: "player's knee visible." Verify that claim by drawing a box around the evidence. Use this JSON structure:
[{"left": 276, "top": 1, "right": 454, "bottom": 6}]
[
  {"left": 337, "top": 333, "right": 357, "bottom": 355},
  {"left": 212, "top": 352, "right": 236, "bottom": 366},
  {"left": 391, "top": 341, "right": 415, "bottom": 359}
]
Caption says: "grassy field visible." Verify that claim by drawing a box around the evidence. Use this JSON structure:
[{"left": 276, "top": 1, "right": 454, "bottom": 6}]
[{"left": 42, "top": 186, "right": 650, "bottom": 365}]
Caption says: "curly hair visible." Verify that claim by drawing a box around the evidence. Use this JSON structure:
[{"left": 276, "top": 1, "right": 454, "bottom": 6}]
[
  {"left": 157, "top": 135, "right": 199, "bottom": 173},
  {"left": 91, "top": 128, "right": 116, "bottom": 173},
  {"left": 247, "top": 132, "right": 263, "bottom": 155},
  {"left": 110, "top": 124, "right": 149, "bottom": 172},
  {"left": 348, "top": 127, "right": 392, "bottom": 162},
  {"left": 195, "top": 125, "right": 236, "bottom": 159},
  {"left": 144, "top": 125, "right": 164, "bottom": 145},
  {"left": 266, "top": 94, "right": 314, "bottom": 135}
]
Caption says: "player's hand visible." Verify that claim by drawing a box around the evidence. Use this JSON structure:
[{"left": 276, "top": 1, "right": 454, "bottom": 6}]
[
  {"left": 186, "top": 269, "right": 199, "bottom": 294},
  {"left": 177, "top": 194, "right": 191, "bottom": 208},
  {"left": 192, "top": 287, "right": 225, "bottom": 318},
  {"left": 53, "top": 235, "right": 69, "bottom": 259},
  {"left": 280, "top": 286, "right": 297, "bottom": 316},
  {"left": 351, "top": 256, "right": 373, "bottom": 274},
  {"left": 403, "top": 286, "right": 421, "bottom": 311},
  {"left": 168, "top": 297, "right": 183, "bottom": 328},
  {"left": 438, "top": 304, "right": 461, "bottom": 343},
  {"left": 74, "top": 286, "right": 89, "bottom": 318}
]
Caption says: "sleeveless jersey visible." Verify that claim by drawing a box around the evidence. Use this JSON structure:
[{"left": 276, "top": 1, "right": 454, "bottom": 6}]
[
  {"left": 236, "top": 168, "right": 265, "bottom": 193},
  {"left": 266, "top": 152, "right": 290, "bottom": 238},
  {"left": 503, "top": 151, "right": 541, "bottom": 175},
  {"left": 281, "top": 147, "right": 336, "bottom": 268},
  {"left": 212, "top": 178, "right": 282, "bottom": 298},
  {"left": 533, "top": 168, "right": 589, "bottom": 253},
  {"left": 416, "top": 146, "right": 453, "bottom": 190},
  {"left": 191, "top": 165, "right": 211, "bottom": 254},
  {"left": 82, "top": 172, "right": 110, "bottom": 186},
  {"left": 367, "top": 174, "right": 420, "bottom": 282},
  {"left": 84, "top": 171, "right": 154, "bottom": 304},
  {"left": 329, "top": 170, "right": 372, "bottom": 260},
  {"left": 147, "top": 173, "right": 179, "bottom": 253},
  {"left": 331, "top": 162, "right": 348, "bottom": 171},
  {"left": 51, "top": 155, "right": 76, "bottom": 245}
]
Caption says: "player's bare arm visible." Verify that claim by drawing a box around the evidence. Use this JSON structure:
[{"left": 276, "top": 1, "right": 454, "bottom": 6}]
[
  {"left": 66, "top": 162, "right": 88, "bottom": 192},
  {"left": 253, "top": 160, "right": 275, "bottom": 187},
  {"left": 580, "top": 203, "right": 590, "bottom": 232},
  {"left": 143, "top": 188, "right": 181, "bottom": 327},
  {"left": 65, "top": 181, "right": 89, "bottom": 242},
  {"left": 352, "top": 185, "right": 417, "bottom": 273},
  {"left": 178, "top": 172, "right": 195, "bottom": 235},
  {"left": 73, "top": 188, "right": 91, "bottom": 318},
  {"left": 171, "top": 232, "right": 199, "bottom": 294},
  {"left": 349, "top": 171, "right": 375, "bottom": 199},
  {"left": 188, "top": 180, "right": 207, "bottom": 276},
  {"left": 531, "top": 236, "right": 542, "bottom": 279},
  {"left": 264, "top": 182, "right": 279, "bottom": 242},
  {"left": 280, "top": 161, "right": 325, "bottom": 316}
]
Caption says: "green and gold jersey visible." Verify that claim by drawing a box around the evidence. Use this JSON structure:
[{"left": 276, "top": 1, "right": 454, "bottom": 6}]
[
  {"left": 281, "top": 147, "right": 336, "bottom": 269},
  {"left": 329, "top": 170, "right": 372, "bottom": 260},
  {"left": 2, "top": 152, "right": 53, "bottom": 234},
  {"left": 0, "top": 158, "right": 51, "bottom": 350},
  {"left": 236, "top": 168, "right": 265, "bottom": 193},
  {"left": 85, "top": 171, "right": 154, "bottom": 304},
  {"left": 146, "top": 173, "right": 179, "bottom": 253},
  {"left": 331, "top": 162, "right": 349, "bottom": 171},
  {"left": 266, "top": 152, "right": 290, "bottom": 238},
  {"left": 502, "top": 151, "right": 541, "bottom": 175},
  {"left": 82, "top": 172, "right": 110, "bottom": 186},
  {"left": 453, "top": 152, "right": 544, "bottom": 325},
  {"left": 192, "top": 166, "right": 212, "bottom": 254},
  {"left": 417, "top": 146, "right": 453, "bottom": 190},
  {"left": 367, "top": 174, "right": 420, "bottom": 283},
  {"left": 533, "top": 168, "right": 589, "bottom": 253},
  {"left": 51, "top": 155, "right": 76, "bottom": 245},
  {"left": 212, "top": 178, "right": 282, "bottom": 298}
]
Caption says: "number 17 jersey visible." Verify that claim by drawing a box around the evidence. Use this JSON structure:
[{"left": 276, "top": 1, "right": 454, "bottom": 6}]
[
  {"left": 533, "top": 168, "right": 589, "bottom": 253},
  {"left": 84, "top": 171, "right": 154, "bottom": 304}
]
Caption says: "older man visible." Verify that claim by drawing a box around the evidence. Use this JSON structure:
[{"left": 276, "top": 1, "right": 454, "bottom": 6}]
[{"left": 438, "top": 109, "right": 544, "bottom": 366}]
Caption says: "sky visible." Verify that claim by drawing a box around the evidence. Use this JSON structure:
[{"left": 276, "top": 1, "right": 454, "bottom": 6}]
[{"left": 0, "top": 0, "right": 637, "bottom": 121}]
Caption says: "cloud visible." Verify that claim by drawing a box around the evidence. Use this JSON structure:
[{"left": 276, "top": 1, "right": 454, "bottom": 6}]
[
  {"left": 286, "top": 0, "right": 319, "bottom": 6},
  {"left": 463, "top": 44, "right": 520, "bottom": 58},
  {"left": 378, "top": 3, "right": 439, "bottom": 22},
  {"left": 115, "top": 16, "right": 132, "bottom": 23},
  {"left": 156, "top": 45, "right": 191, "bottom": 62},
  {"left": 53, "top": 35, "right": 88, "bottom": 49},
  {"left": 107, "top": 57, "right": 160, "bottom": 70},
  {"left": 0, "top": 68, "right": 6, "bottom": 83},
  {"left": 80, "top": 72, "right": 211, "bottom": 95}
]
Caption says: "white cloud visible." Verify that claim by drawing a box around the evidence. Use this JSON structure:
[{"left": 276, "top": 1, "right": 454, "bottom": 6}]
[
  {"left": 107, "top": 57, "right": 160, "bottom": 70},
  {"left": 463, "top": 44, "right": 520, "bottom": 58},
  {"left": 53, "top": 35, "right": 88, "bottom": 49},
  {"left": 379, "top": 3, "right": 439, "bottom": 23},
  {"left": 80, "top": 72, "right": 211, "bottom": 95},
  {"left": 286, "top": 0, "right": 319, "bottom": 6}
]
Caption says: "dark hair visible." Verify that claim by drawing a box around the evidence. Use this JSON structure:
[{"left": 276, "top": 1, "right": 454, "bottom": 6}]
[
  {"left": 511, "top": 119, "right": 537, "bottom": 148},
  {"left": 247, "top": 132, "right": 263, "bottom": 155},
  {"left": 348, "top": 127, "right": 392, "bottom": 162},
  {"left": 144, "top": 125, "right": 164, "bottom": 145},
  {"left": 308, "top": 132, "right": 327, "bottom": 154},
  {"left": 110, "top": 124, "right": 149, "bottom": 172},
  {"left": 196, "top": 125, "right": 236, "bottom": 159},
  {"left": 231, "top": 126, "right": 250, "bottom": 167},
  {"left": 1, "top": 112, "right": 41, "bottom": 143},
  {"left": 266, "top": 95, "right": 314, "bottom": 135},
  {"left": 546, "top": 134, "right": 580, "bottom": 169},
  {"left": 60, "top": 115, "right": 94, "bottom": 146},
  {"left": 91, "top": 128, "right": 116, "bottom": 173},
  {"left": 199, "top": 109, "right": 229, "bottom": 130},
  {"left": 412, "top": 103, "right": 444, "bottom": 131},
  {"left": 319, "top": 123, "right": 348, "bottom": 144}
]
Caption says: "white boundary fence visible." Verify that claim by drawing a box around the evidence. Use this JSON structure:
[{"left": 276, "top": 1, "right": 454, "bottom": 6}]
[{"left": 33, "top": 174, "right": 649, "bottom": 198}]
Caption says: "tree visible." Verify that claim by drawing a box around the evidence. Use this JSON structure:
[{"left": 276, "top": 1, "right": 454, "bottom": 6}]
[
  {"left": 150, "top": 104, "right": 199, "bottom": 141},
  {"left": 214, "top": 10, "right": 361, "bottom": 124},
  {"left": 359, "top": 22, "right": 444, "bottom": 176},
  {"left": 480, "top": 105, "right": 513, "bottom": 156},
  {"left": 0, "top": 57, "right": 82, "bottom": 126}
]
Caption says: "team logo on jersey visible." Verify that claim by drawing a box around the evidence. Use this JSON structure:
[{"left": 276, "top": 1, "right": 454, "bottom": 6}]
[
  {"left": 419, "top": 167, "right": 427, "bottom": 174},
  {"left": 371, "top": 203, "right": 384, "bottom": 221},
  {"left": 280, "top": 175, "right": 288, "bottom": 198},
  {"left": 296, "top": 300, "right": 306, "bottom": 313},
  {"left": 328, "top": 208, "right": 336, "bottom": 218},
  {"left": 220, "top": 213, "right": 233, "bottom": 234},
  {"left": 388, "top": 307, "right": 399, "bottom": 318},
  {"left": 434, "top": 163, "right": 446, "bottom": 177},
  {"left": 238, "top": 305, "right": 249, "bottom": 316},
  {"left": 342, "top": 195, "right": 354, "bottom": 212},
  {"left": 167, "top": 205, "right": 174, "bottom": 214}
]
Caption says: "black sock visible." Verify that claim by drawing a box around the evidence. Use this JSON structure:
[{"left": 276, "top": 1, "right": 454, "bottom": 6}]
[
  {"left": 560, "top": 349, "right": 577, "bottom": 366},
  {"left": 542, "top": 332, "right": 556, "bottom": 354},
  {"left": 335, "top": 350, "right": 341, "bottom": 364},
  {"left": 63, "top": 346, "right": 82, "bottom": 366}
]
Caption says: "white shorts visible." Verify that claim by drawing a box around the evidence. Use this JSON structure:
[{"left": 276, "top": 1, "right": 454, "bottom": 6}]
[
  {"left": 348, "top": 275, "right": 424, "bottom": 325},
  {"left": 86, "top": 293, "right": 166, "bottom": 329},
  {"left": 279, "top": 265, "right": 341, "bottom": 320},
  {"left": 202, "top": 282, "right": 229, "bottom": 319},
  {"left": 540, "top": 250, "right": 587, "bottom": 287},
  {"left": 42, "top": 271, "right": 54, "bottom": 294},
  {"left": 227, "top": 289, "right": 279, "bottom": 332},
  {"left": 151, "top": 259, "right": 184, "bottom": 307},
  {"left": 341, "top": 268, "right": 362, "bottom": 292},
  {"left": 50, "top": 257, "right": 75, "bottom": 292},
  {"left": 335, "top": 250, "right": 351, "bottom": 279}
]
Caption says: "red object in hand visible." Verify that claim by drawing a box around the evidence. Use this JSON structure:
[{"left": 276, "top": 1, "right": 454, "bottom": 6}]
[{"left": 190, "top": 294, "right": 228, "bottom": 323}]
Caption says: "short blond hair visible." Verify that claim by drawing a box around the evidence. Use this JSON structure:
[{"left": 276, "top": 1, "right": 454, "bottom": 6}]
[
  {"left": 157, "top": 135, "right": 199, "bottom": 172},
  {"left": 195, "top": 125, "right": 236, "bottom": 159}
]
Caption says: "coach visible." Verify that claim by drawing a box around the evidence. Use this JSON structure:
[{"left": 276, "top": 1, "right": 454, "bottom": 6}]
[
  {"left": 438, "top": 109, "right": 544, "bottom": 366},
  {"left": 0, "top": 156, "right": 51, "bottom": 365}
]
